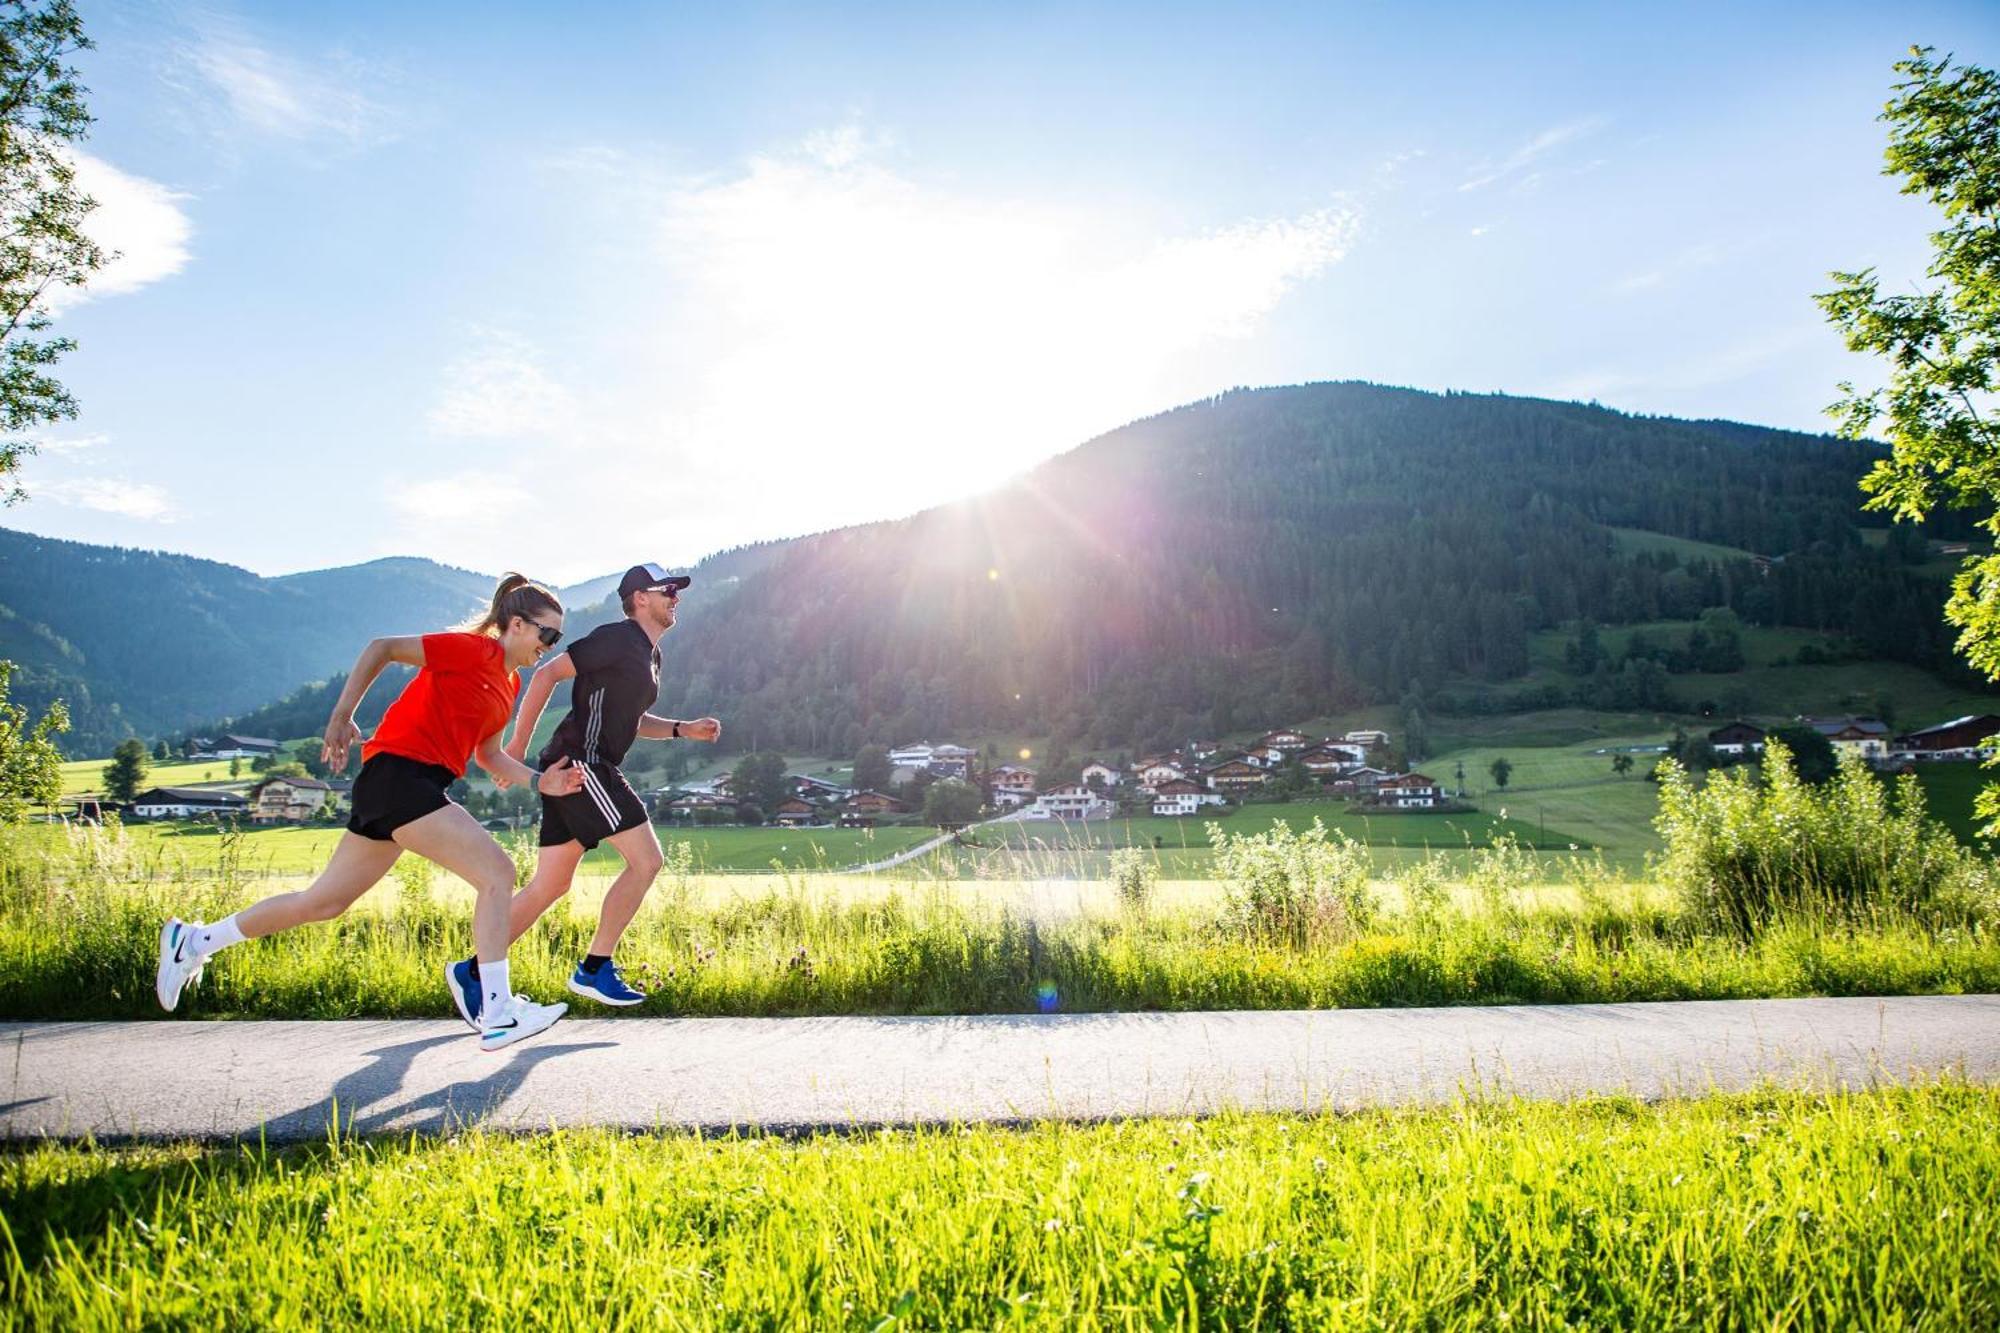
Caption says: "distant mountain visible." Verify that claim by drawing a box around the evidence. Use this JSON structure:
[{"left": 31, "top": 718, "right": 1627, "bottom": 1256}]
[
  {"left": 6, "top": 382, "right": 1990, "bottom": 760},
  {"left": 0, "top": 532, "right": 497, "bottom": 754}
]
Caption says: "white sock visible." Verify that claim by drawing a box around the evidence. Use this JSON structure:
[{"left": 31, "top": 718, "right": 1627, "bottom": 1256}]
[
  {"left": 193, "top": 915, "right": 247, "bottom": 959},
  {"left": 480, "top": 959, "right": 511, "bottom": 1014}
]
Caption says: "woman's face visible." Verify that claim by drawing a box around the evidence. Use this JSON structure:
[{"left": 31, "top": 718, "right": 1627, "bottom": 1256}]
[{"left": 504, "top": 610, "right": 564, "bottom": 667}]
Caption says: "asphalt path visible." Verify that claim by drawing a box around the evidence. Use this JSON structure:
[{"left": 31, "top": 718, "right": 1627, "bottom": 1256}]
[{"left": 3, "top": 995, "right": 1993, "bottom": 1142}]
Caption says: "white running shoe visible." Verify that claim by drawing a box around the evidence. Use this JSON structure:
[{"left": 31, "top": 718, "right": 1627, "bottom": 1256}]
[
  {"left": 479, "top": 994, "right": 567, "bottom": 1052},
  {"left": 155, "top": 918, "right": 207, "bottom": 1012}
]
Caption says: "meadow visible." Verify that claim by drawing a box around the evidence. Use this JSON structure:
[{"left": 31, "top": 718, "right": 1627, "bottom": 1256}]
[{"left": 3, "top": 1083, "right": 1995, "bottom": 1329}]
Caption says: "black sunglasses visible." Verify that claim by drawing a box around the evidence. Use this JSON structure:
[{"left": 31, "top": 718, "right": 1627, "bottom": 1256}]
[{"left": 523, "top": 620, "right": 563, "bottom": 647}]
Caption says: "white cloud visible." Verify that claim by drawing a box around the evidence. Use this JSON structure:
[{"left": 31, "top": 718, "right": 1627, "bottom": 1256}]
[
  {"left": 1460, "top": 117, "right": 1605, "bottom": 192},
  {"left": 391, "top": 473, "right": 534, "bottom": 525},
  {"left": 34, "top": 432, "right": 110, "bottom": 454},
  {"left": 53, "top": 151, "right": 195, "bottom": 309},
  {"left": 173, "top": 20, "right": 393, "bottom": 146},
  {"left": 427, "top": 332, "right": 575, "bottom": 438},
  {"left": 385, "top": 125, "right": 1357, "bottom": 580},
  {"left": 34, "top": 477, "right": 178, "bottom": 521}
]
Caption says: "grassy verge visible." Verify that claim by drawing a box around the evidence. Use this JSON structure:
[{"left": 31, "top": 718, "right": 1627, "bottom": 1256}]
[
  {"left": 5, "top": 835, "right": 1996, "bottom": 1021},
  {"left": 4, "top": 1084, "right": 1995, "bottom": 1328}
]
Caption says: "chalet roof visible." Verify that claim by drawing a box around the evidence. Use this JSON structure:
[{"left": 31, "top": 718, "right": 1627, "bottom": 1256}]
[
  {"left": 218, "top": 734, "right": 278, "bottom": 748},
  {"left": 1805, "top": 717, "right": 1890, "bottom": 737},
  {"left": 255, "top": 775, "right": 329, "bottom": 791},
  {"left": 1901, "top": 714, "right": 2000, "bottom": 738},
  {"left": 1154, "top": 778, "right": 1205, "bottom": 794},
  {"left": 132, "top": 787, "right": 247, "bottom": 805},
  {"left": 1378, "top": 772, "right": 1439, "bottom": 788}
]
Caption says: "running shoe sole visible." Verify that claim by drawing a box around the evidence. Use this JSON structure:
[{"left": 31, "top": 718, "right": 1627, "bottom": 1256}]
[
  {"left": 566, "top": 973, "right": 646, "bottom": 1007},
  {"left": 480, "top": 1000, "right": 567, "bottom": 1052}
]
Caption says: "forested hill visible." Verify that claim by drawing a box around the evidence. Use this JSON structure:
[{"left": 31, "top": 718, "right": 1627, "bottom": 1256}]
[
  {"left": 0, "top": 535, "right": 503, "bottom": 754},
  {"left": 633, "top": 382, "right": 1987, "bottom": 755},
  {"left": 7, "top": 382, "right": 1990, "bottom": 758}
]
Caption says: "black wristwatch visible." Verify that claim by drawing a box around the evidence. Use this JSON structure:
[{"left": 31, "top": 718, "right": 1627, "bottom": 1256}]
[{"left": 670, "top": 720, "right": 681, "bottom": 739}]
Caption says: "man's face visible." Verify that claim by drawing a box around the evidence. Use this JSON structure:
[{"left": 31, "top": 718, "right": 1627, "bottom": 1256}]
[{"left": 640, "top": 587, "right": 679, "bottom": 629}]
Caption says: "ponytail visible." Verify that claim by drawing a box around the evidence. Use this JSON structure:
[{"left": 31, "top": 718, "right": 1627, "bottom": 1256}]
[{"left": 459, "top": 572, "right": 562, "bottom": 637}]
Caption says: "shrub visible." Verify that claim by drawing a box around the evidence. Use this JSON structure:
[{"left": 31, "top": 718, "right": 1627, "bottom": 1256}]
[
  {"left": 1208, "top": 818, "right": 1376, "bottom": 947},
  {"left": 1109, "top": 848, "right": 1158, "bottom": 915},
  {"left": 1656, "top": 740, "right": 1993, "bottom": 934}
]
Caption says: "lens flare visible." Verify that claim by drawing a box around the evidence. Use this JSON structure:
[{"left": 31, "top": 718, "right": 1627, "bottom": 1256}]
[{"left": 1034, "top": 981, "right": 1060, "bottom": 1013}]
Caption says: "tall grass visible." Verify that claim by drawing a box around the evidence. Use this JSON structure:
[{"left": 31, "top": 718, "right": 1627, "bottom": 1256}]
[
  {"left": 1656, "top": 742, "right": 1997, "bottom": 934},
  {"left": 3, "top": 1084, "right": 1996, "bottom": 1328},
  {"left": 2, "top": 819, "right": 1996, "bottom": 1021}
]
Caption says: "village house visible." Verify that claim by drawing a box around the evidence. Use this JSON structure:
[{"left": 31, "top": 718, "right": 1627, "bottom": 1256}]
[
  {"left": 1323, "top": 764, "right": 1390, "bottom": 796},
  {"left": 663, "top": 792, "right": 733, "bottom": 820},
  {"left": 1805, "top": 717, "right": 1892, "bottom": 763},
  {"left": 1253, "top": 728, "right": 1312, "bottom": 754},
  {"left": 1707, "top": 720, "right": 1766, "bottom": 757},
  {"left": 248, "top": 774, "right": 335, "bottom": 824},
  {"left": 1343, "top": 729, "right": 1391, "bottom": 749},
  {"left": 839, "top": 790, "right": 909, "bottom": 827},
  {"left": 1298, "top": 742, "right": 1366, "bottom": 775},
  {"left": 771, "top": 796, "right": 827, "bottom": 827},
  {"left": 128, "top": 787, "right": 250, "bottom": 820},
  {"left": 1136, "top": 759, "right": 1188, "bottom": 791},
  {"left": 1375, "top": 772, "right": 1445, "bottom": 810},
  {"left": 988, "top": 764, "right": 1038, "bottom": 808},
  {"left": 1079, "top": 761, "right": 1122, "bottom": 788},
  {"left": 1893, "top": 714, "right": 2000, "bottom": 761},
  {"left": 888, "top": 743, "right": 935, "bottom": 768},
  {"left": 926, "top": 744, "right": 976, "bottom": 779},
  {"left": 1025, "top": 783, "right": 1115, "bottom": 821},
  {"left": 1204, "top": 758, "right": 1270, "bottom": 793},
  {"left": 1151, "top": 777, "right": 1227, "bottom": 817},
  {"left": 210, "top": 734, "right": 279, "bottom": 760}
]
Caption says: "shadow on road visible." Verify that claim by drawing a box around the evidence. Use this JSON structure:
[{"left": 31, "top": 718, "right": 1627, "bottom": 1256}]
[{"left": 265, "top": 1034, "right": 617, "bottom": 1140}]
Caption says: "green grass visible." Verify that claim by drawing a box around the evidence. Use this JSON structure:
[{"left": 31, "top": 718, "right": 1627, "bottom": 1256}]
[
  {"left": 7, "top": 822, "right": 1998, "bottom": 1022},
  {"left": 57, "top": 757, "right": 246, "bottom": 797},
  {"left": 4, "top": 1084, "right": 1996, "bottom": 1329},
  {"left": 1608, "top": 526, "right": 1760, "bottom": 564}
]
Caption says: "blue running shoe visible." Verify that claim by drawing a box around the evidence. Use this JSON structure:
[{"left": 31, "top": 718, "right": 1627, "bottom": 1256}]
[
  {"left": 446, "top": 957, "right": 482, "bottom": 1030},
  {"left": 567, "top": 960, "right": 645, "bottom": 1007}
]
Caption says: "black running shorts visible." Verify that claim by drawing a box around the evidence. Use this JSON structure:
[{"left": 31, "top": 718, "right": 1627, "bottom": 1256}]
[
  {"left": 346, "top": 752, "right": 458, "bottom": 841},
  {"left": 539, "top": 761, "right": 649, "bottom": 850}
]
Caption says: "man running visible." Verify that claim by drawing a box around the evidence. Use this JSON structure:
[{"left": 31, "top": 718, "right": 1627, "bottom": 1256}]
[{"left": 446, "top": 563, "right": 720, "bottom": 1026}]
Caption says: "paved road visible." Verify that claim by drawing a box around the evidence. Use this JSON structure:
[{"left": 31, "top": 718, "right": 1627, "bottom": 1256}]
[
  {"left": 3, "top": 995, "right": 1994, "bottom": 1142},
  {"left": 837, "top": 808, "right": 1029, "bottom": 873}
]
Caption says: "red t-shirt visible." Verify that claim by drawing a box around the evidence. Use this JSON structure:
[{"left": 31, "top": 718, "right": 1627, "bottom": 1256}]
[{"left": 362, "top": 632, "right": 518, "bottom": 777}]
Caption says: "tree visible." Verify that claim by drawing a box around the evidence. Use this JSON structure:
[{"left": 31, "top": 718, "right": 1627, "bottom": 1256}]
[
  {"left": 0, "top": 659, "right": 65, "bottom": 819},
  {"left": 1612, "top": 752, "right": 1634, "bottom": 778},
  {"left": 922, "top": 778, "right": 982, "bottom": 827},
  {"left": 852, "top": 743, "right": 892, "bottom": 793},
  {"left": 1765, "top": 724, "right": 1839, "bottom": 785},
  {"left": 101, "top": 736, "right": 147, "bottom": 801},
  {"left": 0, "top": 1, "right": 104, "bottom": 504},
  {"left": 228, "top": 756, "right": 241, "bottom": 779},
  {"left": 288, "top": 737, "right": 331, "bottom": 779},
  {"left": 730, "top": 751, "right": 789, "bottom": 815},
  {"left": 151, "top": 738, "right": 168, "bottom": 761},
  {"left": 1488, "top": 756, "right": 1513, "bottom": 791},
  {"left": 1818, "top": 49, "right": 2000, "bottom": 823}
]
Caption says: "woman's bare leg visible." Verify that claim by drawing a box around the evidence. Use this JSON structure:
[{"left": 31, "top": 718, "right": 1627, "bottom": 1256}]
[
  {"left": 506, "top": 841, "right": 590, "bottom": 945},
  {"left": 391, "top": 802, "right": 517, "bottom": 964}
]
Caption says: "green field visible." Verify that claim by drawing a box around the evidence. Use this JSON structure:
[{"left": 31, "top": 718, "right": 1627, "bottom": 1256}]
[
  {"left": 5, "top": 1085, "right": 1995, "bottom": 1329},
  {"left": 1607, "top": 526, "right": 1759, "bottom": 564},
  {"left": 57, "top": 756, "right": 245, "bottom": 797}
]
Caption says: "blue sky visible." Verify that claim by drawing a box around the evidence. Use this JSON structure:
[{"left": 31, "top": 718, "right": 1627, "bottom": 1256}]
[{"left": 10, "top": 0, "right": 1998, "bottom": 581}]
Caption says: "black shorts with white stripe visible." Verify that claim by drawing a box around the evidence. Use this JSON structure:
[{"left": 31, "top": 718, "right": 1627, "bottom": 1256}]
[{"left": 538, "top": 761, "right": 649, "bottom": 850}]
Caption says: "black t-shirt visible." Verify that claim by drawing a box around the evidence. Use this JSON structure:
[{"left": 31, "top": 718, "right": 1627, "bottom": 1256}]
[{"left": 540, "top": 618, "right": 660, "bottom": 769}]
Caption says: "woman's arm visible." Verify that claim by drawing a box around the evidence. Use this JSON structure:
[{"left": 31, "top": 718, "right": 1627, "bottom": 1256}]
[
  {"left": 505, "top": 651, "right": 574, "bottom": 761},
  {"left": 477, "top": 732, "right": 586, "bottom": 795},
  {"left": 321, "top": 636, "right": 426, "bottom": 772}
]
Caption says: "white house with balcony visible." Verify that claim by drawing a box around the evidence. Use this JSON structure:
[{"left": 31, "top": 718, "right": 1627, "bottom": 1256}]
[{"left": 1024, "top": 783, "right": 1115, "bottom": 821}]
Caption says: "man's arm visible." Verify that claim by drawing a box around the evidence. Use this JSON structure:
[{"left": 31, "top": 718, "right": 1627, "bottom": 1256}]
[
  {"left": 505, "top": 651, "right": 576, "bottom": 761},
  {"left": 638, "top": 714, "right": 721, "bottom": 742}
]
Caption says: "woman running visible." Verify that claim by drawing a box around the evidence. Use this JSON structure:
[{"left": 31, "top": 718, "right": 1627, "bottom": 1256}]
[{"left": 154, "top": 574, "right": 588, "bottom": 1051}]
